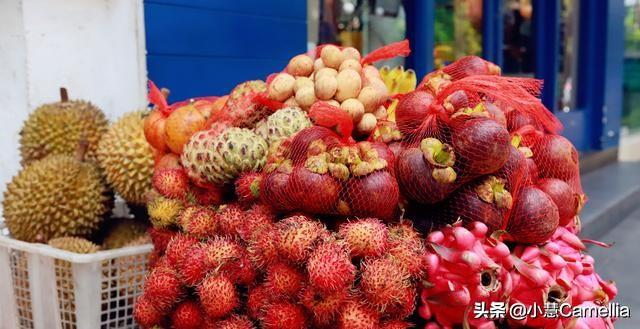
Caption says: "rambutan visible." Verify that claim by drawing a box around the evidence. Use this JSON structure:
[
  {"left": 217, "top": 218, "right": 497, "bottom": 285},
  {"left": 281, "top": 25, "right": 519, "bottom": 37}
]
[
  {"left": 261, "top": 302, "right": 307, "bottom": 329},
  {"left": 148, "top": 227, "right": 176, "bottom": 254},
  {"left": 306, "top": 240, "right": 356, "bottom": 294},
  {"left": 246, "top": 224, "right": 280, "bottom": 267},
  {"left": 203, "top": 236, "right": 241, "bottom": 269},
  {"left": 170, "top": 300, "right": 204, "bottom": 329},
  {"left": 165, "top": 233, "right": 198, "bottom": 266},
  {"left": 181, "top": 207, "right": 218, "bottom": 239},
  {"left": 300, "top": 286, "right": 348, "bottom": 327},
  {"left": 133, "top": 295, "right": 163, "bottom": 328},
  {"left": 247, "top": 285, "right": 271, "bottom": 319},
  {"left": 338, "top": 300, "right": 380, "bottom": 329},
  {"left": 386, "top": 222, "right": 427, "bottom": 278},
  {"left": 189, "top": 184, "right": 224, "bottom": 206},
  {"left": 264, "top": 262, "right": 306, "bottom": 298},
  {"left": 198, "top": 274, "right": 238, "bottom": 318},
  {"left": 359, "top": 257, "right": 411, "bottom": 311},
  {"left": 217, "top": 315, "right": 256, "bottom": 329},
  {"left": 276, "top": 215, "right": 328, "bottom": 263},
  {"left": 338, "top": 218, "right": 389, "bottom": 258},
  {"left": 176, "top": 243, "right": 210, "bottom": 286},
  {"left": 238, "top": 204, "right": 276, "bottom": 240},
  {"left": 217, "top": 203, "right": 245, "bottom": 237},
  {"left": 147, "top": 196, "right": 183, "bottom": 227},
  {"left": 153, "top": 167, "right": 189, "bottom": 199},
  {"left": 143, "top": 265, "right": 184, "bottom": 313},
  {"left": 225, "top": 249, "right": 258, "bottom": 285},
  {"left": 235, "top": 172, "right": 263, "bottom": 205},
  {"left": 384, "top": 286, "right": 417, "bottom": 319}
]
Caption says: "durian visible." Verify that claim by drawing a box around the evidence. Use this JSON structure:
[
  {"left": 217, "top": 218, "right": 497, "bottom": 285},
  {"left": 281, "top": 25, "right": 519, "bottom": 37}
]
[
  {"left": 19, "top": 88, "right": 108, "bottom": 165},
  {"left": 97, "top": 111, "right": 154, "bottom": 205},
  {"left": 48, "top": 237, "right": 100, "bottom": 254},
  {"left": 181, "top": 127, "right": 268, "bottom": 185},
  {"left": 3, "top": 153, "right": 111, "bottom": 242},
  {"left": 100, "top": 217, "right": 150, "bottom": 249},
  {"left": 255, "top": 106, "right": 312, "bottom": 144},
  {"left": 147, "top": 196, "right": 183, "bottom": 228}
]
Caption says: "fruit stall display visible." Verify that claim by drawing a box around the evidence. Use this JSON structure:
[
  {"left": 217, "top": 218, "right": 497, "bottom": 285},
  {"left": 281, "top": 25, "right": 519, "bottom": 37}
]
[
  {"left": 134, "top": 40, "right": 617, "bottom": 329},
  {"left": 1, "top": 88, "right": 155, "bottom": 328}
]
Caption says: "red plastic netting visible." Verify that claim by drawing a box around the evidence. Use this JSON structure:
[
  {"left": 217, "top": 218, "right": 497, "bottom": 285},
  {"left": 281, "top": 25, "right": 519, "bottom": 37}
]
[
  {"left": 396, "top": 58, "right": 583, "bottom": 244},
  {"left": 259, "top": 102, "right": 400, "bottom": 220}
]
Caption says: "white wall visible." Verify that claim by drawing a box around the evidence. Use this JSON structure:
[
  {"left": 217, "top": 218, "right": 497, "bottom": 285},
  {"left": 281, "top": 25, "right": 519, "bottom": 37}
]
[{"left": 0, "top": 0, "right": 148, "bottom": 208}]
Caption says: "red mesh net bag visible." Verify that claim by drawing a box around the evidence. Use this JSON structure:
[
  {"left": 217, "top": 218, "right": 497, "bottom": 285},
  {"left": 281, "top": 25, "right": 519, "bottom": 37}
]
[
  {"left": 395, "top": 58, "right": 584, "bottom": 243},
  {"left": 259, "top": 102, "right": 400, "bottom": 220}
]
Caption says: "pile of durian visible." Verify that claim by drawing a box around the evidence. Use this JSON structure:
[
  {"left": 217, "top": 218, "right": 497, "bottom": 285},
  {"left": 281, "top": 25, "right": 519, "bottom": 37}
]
[{"left": 2, "top": 88, "right": 153, "bottom": 253}]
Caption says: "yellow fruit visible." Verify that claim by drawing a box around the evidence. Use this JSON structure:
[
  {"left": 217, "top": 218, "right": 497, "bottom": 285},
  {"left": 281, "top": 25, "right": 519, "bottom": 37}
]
[
  {"left": 97, "top": 111, "right": 155, "bottom": 205},
  {"left": 19, "top": 88, "right": 108, "bottom": 165},
  {"left": 48, "top": 237, "right": 100, "bottom": 254},
  {"left": 3, "top": 155, "right": 111, "bottom": 242}
]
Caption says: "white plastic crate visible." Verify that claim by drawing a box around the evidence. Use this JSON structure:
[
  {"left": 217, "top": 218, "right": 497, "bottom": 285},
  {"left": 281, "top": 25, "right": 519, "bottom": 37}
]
[{"left": 0, "top": 224, "right": 153, "bottom": 329}]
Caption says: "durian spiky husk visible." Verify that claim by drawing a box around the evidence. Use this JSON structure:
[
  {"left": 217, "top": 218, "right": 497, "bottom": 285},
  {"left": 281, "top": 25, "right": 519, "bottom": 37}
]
[
  {"left": 100, "top": 217, "right": 150, "bottom": 249},
  {"left": 48, "top": 237, "right": 100, "bottom": 254},
  {"left": 3, "top": 155, "right": 111, "bottom": 242},
  {"left": 19, "top": 99, "right": 108, "bottom": 165},
  {"left": 97, "top": 111, "right": 154, "bottom": 205}
]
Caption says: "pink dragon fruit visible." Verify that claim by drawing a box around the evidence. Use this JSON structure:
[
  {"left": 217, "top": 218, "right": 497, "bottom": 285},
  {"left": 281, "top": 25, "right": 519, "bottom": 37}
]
[
  {"left": 418, "top": 221, "right": 512, "bottom": 328},
  {"left": 506, "top": 226, "right": 617, "bottom": 328}
]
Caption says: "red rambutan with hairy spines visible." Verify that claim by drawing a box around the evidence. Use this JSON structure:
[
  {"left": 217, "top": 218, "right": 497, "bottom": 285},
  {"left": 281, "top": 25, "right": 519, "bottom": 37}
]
[
  {"left": 198, "top": 274, "right": 238, "bottom": 318},
  {"left": 380, "top": 320, "right": 413, "bottom": 329},
  {"left": 306, "top": 240, "right": 356, "bottom": 294},
  {"left": 338, "top": 218, "right": 389, "bottom": 258},
  {"left": 247, "top": 285, "right": 271, "bottom": 320},
  {"left": 276, "top": 215, "right": 328, "bottom": 263},
  {"left": 176, "top": 243, "right": 210, "bottom": 286},
  {"left": 384, "top": 286, "right": 417, "bottom": 320},
  {"left": 385, "top": 222, "right": 427, "bottom": 278},
  {"left": 148, "top": 227, "right": 176, "bottom": 254},
  {"left": 235, "top": 172, "right": 263, "bottom": 205},
  {"left": 165, "top": 233, "right": 199, "bottom": 266},
  {"left": 224, "top": 248, "right": 258, "bottom": 285},
  {"left": 218, "top": 315, "right": 256, "bottom": 329},
  {"left": 338, "top": 300, "right": 380, "bottom": 329},
  {"left": 203, "top": 236, "right": 242, "bottom": 269},
  {"left": 359, "top": 257, "right": 411, "bottom": 311},
  {"left": 217, "top": 203, "right": 245, "bottom": 237},
  {"left": 143, "top": 265, "right": 185, "bottom": 313},
  {"left": 300, "top": 286, "right": 349, "bottom": 327},
  {"left": 181, "top": 207, "right": 218, "bottom": 239},
  {"left": 170, "top": 300, "right": 204, "bottom": 329},
  {"left": 189, "top": 184, "right": 224, "bottom": 206},
  {"left": 153, "top": 167, "right": 189, "bottom": 199},
  {"left": 261, "top": 302, "right": 307, "bottom": 329},
  {"left": 133, "top": 295, "right": 163, "bottom": 328},
  {"left": 238, "top": 204, "right": 276, "bottom": 240},
  {"left": 246, "top": 224, "right": 280, "bottom": 268},
  {"left": 265, "top": 262, "right": 306, "bottom": 298}
]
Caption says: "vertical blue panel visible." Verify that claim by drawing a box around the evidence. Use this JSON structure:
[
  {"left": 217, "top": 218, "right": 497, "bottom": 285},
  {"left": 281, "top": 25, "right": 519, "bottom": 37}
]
[
  {"left": 144, "top": 0, "right": 306, "bottom": 101},
  {"left": 601, "top": 0, "right": 624, "bottom": 149},
  {"left": 576, "top": 0, "right": 607, "bottom": 151},
  {"left": 404, "top": 0, "right": 434, "bottom": 78},
  {"left": 532, "top": 0, "right": 560, "bottom": 112},
  {"left": 482, "top": 0, "right": 503, "bottom": 66}
]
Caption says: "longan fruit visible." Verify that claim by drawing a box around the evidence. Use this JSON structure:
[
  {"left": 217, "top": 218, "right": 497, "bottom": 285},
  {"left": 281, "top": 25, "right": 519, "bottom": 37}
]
[
  {"left": 295, "top": 86, "right": 317, "bottom": 108},
  {"left": 287, "top": 54, "right": 314, "bottom": 77},
  {"left": 339, "top": 59, "right": 362, "bottom": 73},
  {"left": 268, "top": 73, "right": 296, "bottom": 102},
  {"left": 335, "top": 69, "right": 362, "bottom": 102},
  {"left": 314, "top": 58, "right": 326, "bottom": 72},
  {"left": 358, "top": 86, "right": 381, "bottom": 112},
  {"left": 356, "top": 113, "right": 377, "bottom": 133},
  {"left": 315, "top": 76, "right": 338, "bottom": 100},
  {"left": 341, "top": 47, "right": 361, "bottom": 61},
  {"left": 294, "top": 77, "right": 314, "bottom": 93},
  {"left": 373, "top": 105, "right": 388, "bottom": 120},
  {"left": 341, "top": 98, "right": 365, "bottom": 122},
  {"left": 321, "top": 45, "right": 344, "bottom": 69},
  {"left": 315, "top": 67, "right": 338, "bottom": 80}
]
